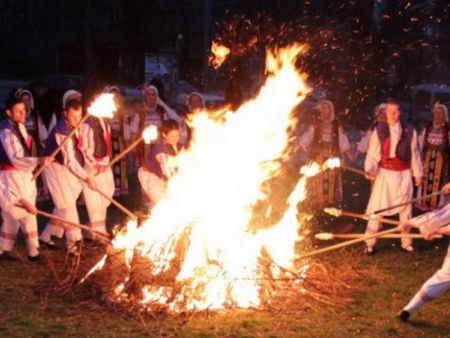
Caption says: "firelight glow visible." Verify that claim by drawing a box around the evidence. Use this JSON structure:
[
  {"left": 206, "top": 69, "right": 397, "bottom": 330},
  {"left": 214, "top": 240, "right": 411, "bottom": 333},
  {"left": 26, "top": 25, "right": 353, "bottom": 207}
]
[{"left": 85, "top": 44, "right": 335, "bottom": 312}]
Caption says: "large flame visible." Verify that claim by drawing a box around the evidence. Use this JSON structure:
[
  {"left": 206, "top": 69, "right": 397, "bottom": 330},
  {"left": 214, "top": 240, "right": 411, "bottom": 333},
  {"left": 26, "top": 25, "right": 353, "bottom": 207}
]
[{"left": 86, "top": 44, "right": 327, "bottom": 312}]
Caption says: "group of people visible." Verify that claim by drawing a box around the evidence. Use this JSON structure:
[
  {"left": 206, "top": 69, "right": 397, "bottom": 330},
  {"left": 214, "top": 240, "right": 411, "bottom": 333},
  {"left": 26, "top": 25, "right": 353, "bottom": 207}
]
[
  {"left": 0, "top": 84, "right": 206, "bottom": 260},
  {"left": 299, "top": 97, "right": 449, "bottom": 321},
  {"left": 0, "top": 83, "right": 449, "bottom": 322}
]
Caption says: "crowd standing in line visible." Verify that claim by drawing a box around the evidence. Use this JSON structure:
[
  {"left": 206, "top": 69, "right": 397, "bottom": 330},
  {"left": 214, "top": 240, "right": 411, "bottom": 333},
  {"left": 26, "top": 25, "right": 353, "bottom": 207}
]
[{"left": 0, "top": 80, "right": 449, "bottom": 324}]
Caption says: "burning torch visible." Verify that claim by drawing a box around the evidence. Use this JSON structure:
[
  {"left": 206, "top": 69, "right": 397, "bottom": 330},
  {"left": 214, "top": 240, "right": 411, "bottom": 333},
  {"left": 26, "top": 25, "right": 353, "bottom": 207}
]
[
  {"left": 33, "top": 93, "right": 117, "bottom": 180},
  {"left": 103, "top": 125, "right": 158, "bottom": 170}
]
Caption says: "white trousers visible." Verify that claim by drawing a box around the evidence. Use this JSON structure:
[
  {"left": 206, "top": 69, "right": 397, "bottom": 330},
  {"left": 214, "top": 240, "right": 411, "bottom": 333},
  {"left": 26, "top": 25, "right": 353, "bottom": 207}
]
[
  {"left": 138, "top": 168, "right": 167, "bottom": 212},
  {"left": 0, "top": 211, "right": 39, "bottom": 256},
  {"left": 82, "top": 168, "right": 114, "bottom": 236}
]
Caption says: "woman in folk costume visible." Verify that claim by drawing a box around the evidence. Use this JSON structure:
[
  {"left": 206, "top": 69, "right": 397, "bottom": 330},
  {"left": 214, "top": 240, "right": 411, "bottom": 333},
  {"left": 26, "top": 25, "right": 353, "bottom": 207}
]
[
  {"left": 130, "top": 85, "right": 182, "bottom": 166},
  {"left": 363, "top": 98, "right": 423, "bottom": 254},
  {"left": 397, "top": 182, "right": 450, "bottom": 322},
  {"left": 0, "top": 97, "right": 52, "bottom": 261},
  {"left": 15, "top": 88, "right": 50, "bottom": 201},
  {"left": 138, "top": 119, "right": 182, "bottom": 212},
  {"left": 78, "top": 97, "right": 115, "bottom": 242},
  {"left": 415, "top": 104, "right": 450, "bottom": 211},
  {"left": 181, "top": 92, "right": 206, "bottom": 147},
  {"left": 104, "top": 86, "right": 128, "bottom": 196},
  {"left": 40, "top": 99, "right": 97, "bottom": 254},
  {"left": 299, "top": 100, "right": 351, "bottom": 206}
]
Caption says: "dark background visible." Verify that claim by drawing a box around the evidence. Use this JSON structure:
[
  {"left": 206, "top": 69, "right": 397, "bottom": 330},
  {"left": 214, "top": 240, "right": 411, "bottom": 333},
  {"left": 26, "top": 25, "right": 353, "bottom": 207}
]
[{"left": 1, "top": 0, "right": 449, "bottom": 124}]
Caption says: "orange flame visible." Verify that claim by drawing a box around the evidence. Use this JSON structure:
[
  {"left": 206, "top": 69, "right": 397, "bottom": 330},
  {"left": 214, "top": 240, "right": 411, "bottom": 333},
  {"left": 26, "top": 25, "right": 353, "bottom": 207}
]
[
  {"left": 87, "top": 93, "right": 117, "bottom": 118},
  {"left": 85, "top": 44, "right": 323, "bottom": 312},
  {"left": 209, "top": 41, "right": 231, "bottom": 68}
]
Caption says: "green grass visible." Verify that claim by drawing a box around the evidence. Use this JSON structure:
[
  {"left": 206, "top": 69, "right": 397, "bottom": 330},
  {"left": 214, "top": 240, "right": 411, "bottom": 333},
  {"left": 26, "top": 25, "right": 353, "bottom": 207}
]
[
  {"left": 1, "top": 237, "right": 449, "bottom": 337},
  {"left": 1, "top": 172, "right": 449, "bottom": 337}
]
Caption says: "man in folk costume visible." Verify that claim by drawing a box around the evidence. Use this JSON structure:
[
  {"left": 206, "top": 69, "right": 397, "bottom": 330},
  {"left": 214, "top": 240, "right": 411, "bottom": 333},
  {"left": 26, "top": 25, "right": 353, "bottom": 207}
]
[
  {"left": 397, "top": 182, "right": 450, "bottom": 321},
  {"left": 79, "top": 110, "right": 115, "bottom": 243},
  {"left": 415, "top": 104, "right": 450, "bottom": 211},
  {"left": 0, "top": 97, "right": 52, "bottom": 261},
  {"left": 15, "top": 88, "right": 50, "bottom": 201},
  {"left": 364, "top": 98, "right": 423, "bottom": 254},
  {"left": 48, "top": 89, "right": 82, "bottom": 132},
  {"left": 299, "top": 100, "right": 351, "bottom": 206},
  {"left": 40, "top": 99, "right": 96, "bottom": 254}
]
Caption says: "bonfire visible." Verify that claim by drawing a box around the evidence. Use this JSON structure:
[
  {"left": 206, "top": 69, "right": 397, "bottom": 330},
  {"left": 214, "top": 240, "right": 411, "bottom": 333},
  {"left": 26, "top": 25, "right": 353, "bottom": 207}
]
[{"left": 78, "top": 44, "right": 354, "bottom": 315}]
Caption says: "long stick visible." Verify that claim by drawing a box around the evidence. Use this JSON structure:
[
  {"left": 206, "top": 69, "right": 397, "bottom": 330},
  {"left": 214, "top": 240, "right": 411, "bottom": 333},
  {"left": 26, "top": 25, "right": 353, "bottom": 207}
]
[
  {"left": 341, "top": 164, "right": 367, "bottom": 177},
  {"left": 295, "top": 226, "right": 401, "bottom": 261},
  {"left": 324, "top": 208, "right": 401, "bottom": 226},
  {"left": 36, "top": 209, "right": 110, "bottom": 240},
  {"left": 372, "top": 190, "right": 445, "bottom": 215},
  {"left": 93, "top": 187, "right": 137, "bottom": 220},
  {"left": 315, "top": 232, "right": 442, "bottom": 240},
  {"left": 106, "top": 137, "right": 142, "bottom": 169},
  {"left": 33, "top": 114, "right": 90, "bottom": 180}
]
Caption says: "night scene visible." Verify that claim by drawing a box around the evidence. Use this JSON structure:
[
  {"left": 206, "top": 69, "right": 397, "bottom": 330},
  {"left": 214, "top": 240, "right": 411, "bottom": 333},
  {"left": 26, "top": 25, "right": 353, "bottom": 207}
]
[{"left": 0, "top": 1, "right": 449, "bottom": 337}]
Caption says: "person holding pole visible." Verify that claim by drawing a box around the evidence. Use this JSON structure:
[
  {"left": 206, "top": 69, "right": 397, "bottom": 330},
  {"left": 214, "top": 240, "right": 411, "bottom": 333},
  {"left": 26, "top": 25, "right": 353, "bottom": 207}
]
[
  {"left": 0, "top": 96, "right": 52, "bottom": 261},
  {"left": 79, "top": 110, "right": 115, "bottom": 243},
  {"left": 40, "top": 99, "right": 97, "bottom": 255},
  {"left": 138, "top": 119, "right": 182, "bottom": 212},
  {"left": 397, "top": 182, "right": 450, "bottom": 321},
  {"left": 363, "top": 98, "right": 423, "bottom": 254}
]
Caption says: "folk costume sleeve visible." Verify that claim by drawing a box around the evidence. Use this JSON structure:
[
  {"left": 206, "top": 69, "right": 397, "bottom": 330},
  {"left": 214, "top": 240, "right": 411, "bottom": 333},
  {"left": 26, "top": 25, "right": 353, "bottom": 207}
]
[
  {"left": 364, "top": 129, "right": 381, "bottom": 176},
  {"left": 0, "top": 127, "right": 39, "bottom": 172},
  {"left": 411, "top": 129, "right": 424, "bottom": 178}
]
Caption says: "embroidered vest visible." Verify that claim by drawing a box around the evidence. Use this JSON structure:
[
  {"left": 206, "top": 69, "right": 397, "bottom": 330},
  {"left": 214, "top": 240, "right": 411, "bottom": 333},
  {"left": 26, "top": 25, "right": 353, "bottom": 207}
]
[
  {"left": 45, "top": 117, "right": 84, "bottom": 166},
  {"left": 85, "top": 117, "right": 111, "bottom": 158},
  {"left": 376, "top": 121, "right": 413, "bottom": 170},
  {"left": 310, "top": 119, "right": 340, "bottom": 158}
]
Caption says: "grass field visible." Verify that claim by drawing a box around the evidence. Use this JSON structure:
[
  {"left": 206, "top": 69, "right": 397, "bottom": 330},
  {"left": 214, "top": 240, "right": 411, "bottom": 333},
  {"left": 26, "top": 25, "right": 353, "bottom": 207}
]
[{"left": 0, "top": 171, "right": 449, "bottom": 337}]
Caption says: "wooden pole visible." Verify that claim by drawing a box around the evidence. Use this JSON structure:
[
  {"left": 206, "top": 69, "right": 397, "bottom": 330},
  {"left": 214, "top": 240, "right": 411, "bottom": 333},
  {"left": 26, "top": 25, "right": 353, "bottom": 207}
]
[
  {"left": 341, "top": 164, "right": 367, "bottom": 177},
  {"left": 36, "top": 209, "right": 110, "bottom": 240},
  {"left": 33, "top": 114, "right": 90, "bottom": 180},
  {"left": 324, "top": 208, "right": 401, "bottom": 226},
  {"left": 92, "top": 187, "right": 137, "bottom": 220},
  {"left": 372, "top": 190, "right": 445, "bottom": 215},
  {"left": 105, "top": 137, "right": 143, "bottom": 169},
  {"left": 315, "top": 232, "right": 442, "bottom": 240},
  {"left": 295, "top": 226, "right": 401, "bottom": 261}
]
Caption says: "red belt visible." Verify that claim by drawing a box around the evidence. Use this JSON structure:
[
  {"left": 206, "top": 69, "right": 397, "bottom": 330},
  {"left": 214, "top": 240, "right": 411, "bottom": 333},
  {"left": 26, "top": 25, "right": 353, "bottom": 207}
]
[
  {"left": 380, "top": 157, "right": 411, "bottom": 171},
  {"left": 0, "top": 163, "right": 17, "bottom": 171}
]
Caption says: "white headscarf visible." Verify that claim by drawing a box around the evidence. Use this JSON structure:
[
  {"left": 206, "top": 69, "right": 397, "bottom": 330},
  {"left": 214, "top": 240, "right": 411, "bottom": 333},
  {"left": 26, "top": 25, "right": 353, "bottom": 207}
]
[
  {"left": 62, "top": 89, "right": 82, "bottom": 109},
  {"left": 15, "top": 88, "right": 34, "bottom": 110},
  {"left": 318, "top": 100, "right": 335, "bottom": 121},
  {"left": 433, "top": 103, "right": 449, "bottom": 123}
]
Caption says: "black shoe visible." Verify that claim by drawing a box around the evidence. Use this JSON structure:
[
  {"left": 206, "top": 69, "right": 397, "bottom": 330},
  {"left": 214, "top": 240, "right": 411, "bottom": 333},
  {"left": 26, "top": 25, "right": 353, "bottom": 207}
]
[
  {"left": 39, "top": 239, "right": 56, "bottom": 250},
  {"left": 27, "top": 254, "right": 43, "bottom": 262},
  {"left": 397, "top": 310, "right": 410, "bottom": 322}
]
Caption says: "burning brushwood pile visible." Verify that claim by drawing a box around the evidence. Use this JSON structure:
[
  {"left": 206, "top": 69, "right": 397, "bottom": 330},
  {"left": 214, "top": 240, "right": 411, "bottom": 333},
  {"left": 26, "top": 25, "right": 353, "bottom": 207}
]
[{"left": 74, "top": 44, "right": 359, "bottom": 314}]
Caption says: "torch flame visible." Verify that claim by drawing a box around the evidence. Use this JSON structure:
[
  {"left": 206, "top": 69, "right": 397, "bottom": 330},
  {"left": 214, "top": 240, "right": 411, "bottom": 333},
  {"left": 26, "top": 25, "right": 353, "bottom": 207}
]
[
  {"left": 209, "top": 41, "right": 231, "bottom": 69},
  {"left": 86, "top": 44, "right": 323, "bottom": 312},
  {"left": 142, "top": 125, "right": 158, "bottom": 144},
  {"left": 87, "top": 93, "right": 117, "bottom": 118}
]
